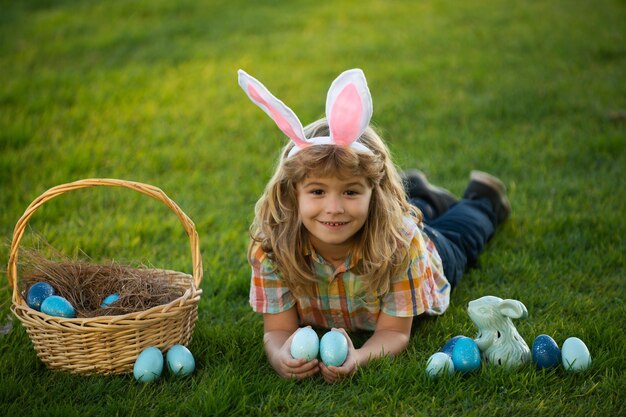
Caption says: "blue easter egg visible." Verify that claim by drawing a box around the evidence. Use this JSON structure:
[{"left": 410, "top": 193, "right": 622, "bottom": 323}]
[
  {"left": 40, "top": 295, "right": 76, "bottom": 318},
  {"left": 440, "top": 335, "right": 466, "bottom": 357},
  {"left": 134, "top": 347, "right": 164, "bottom": 383},
  {"left": 451, "top": 337, "right": 481, "bottom": 373},
  {"left": 26, "top": 282, "right": 55, "bottom": 311},
  {"left": 101, "top": 293, "right": 120, "bottom": 308},
  {"left": 561, "top": 337, "right": 592, "bottom": 372},
  {"left": 320, "top": 330, "right": 348, "bottom": 367},
  {"left": 425, "top": 352, "right": 455, "bottom": 378},
  {"left": 166, "top": 344, "right": 195, "bottom": 377},
  {"left": 532, "top": 334, "right": 561, "bottom": 369},
  {"left": 290, "top": 327, "right": 320, "bottom": 361}
]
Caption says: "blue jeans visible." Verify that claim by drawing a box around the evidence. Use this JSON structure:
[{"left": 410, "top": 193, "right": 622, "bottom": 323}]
[{"left": 409, "top": 197, "right": 497, "bottom": 289}]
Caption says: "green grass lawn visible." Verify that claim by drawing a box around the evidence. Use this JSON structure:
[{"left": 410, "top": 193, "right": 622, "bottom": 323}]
[{"left": 1, "top": 0, "right": 624, "bottom": 415}]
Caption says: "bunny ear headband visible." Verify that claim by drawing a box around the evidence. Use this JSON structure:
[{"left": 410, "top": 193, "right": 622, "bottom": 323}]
[{"left": 238, "top": 68, "right": 374, "bottom": 158}]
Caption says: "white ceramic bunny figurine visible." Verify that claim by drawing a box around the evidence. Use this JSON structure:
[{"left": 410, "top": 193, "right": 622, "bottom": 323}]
[{"left": 467, "top": 295, "right": 531, "bottom": 369}]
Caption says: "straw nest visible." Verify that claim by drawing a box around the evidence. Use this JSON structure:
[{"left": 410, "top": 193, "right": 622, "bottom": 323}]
[{"left": 20, "top": 249, "right": 182, "bottom": 317}]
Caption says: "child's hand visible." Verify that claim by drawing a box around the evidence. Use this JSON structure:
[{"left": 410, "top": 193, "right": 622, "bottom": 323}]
[
  {"left": 319, "top": 328, "right": 358, "bottom": 384},
  {"left": 269, "top": 329, "right": 320, "bottom": 380}
]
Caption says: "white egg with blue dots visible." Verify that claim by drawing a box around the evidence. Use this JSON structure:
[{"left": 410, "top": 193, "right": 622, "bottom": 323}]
[{"left": 425, "top": 352, "right": 454, "bottom": 378}]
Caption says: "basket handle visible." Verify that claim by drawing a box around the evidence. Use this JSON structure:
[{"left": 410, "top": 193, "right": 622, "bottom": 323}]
[{"left": 7, "top": 178, "right": 203, "bottom": 302}]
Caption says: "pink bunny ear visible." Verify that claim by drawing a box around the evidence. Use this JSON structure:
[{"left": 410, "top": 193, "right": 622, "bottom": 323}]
[
  {"left": 238, "top": 70, "right": 308, "bottom": 148},
  {"left": 326, "top": 69, "right": 373, "bottom": 147}
]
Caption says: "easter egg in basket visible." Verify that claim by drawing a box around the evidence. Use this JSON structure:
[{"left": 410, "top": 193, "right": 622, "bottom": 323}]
[
  {"left": 26, "top": 282, "right": 55, "bottom": 311},
  {"left": 40, "top": 295, "right": 76, "bottom": 318}
]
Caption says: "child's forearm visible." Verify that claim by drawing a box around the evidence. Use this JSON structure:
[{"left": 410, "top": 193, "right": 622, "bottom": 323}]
[
  {"left": 353, "top": 329, "right": 410, "bottom": 367},
  {"left": 351, "top": 313, "right": 413, "bottom": 368},
  {"left": 263, "top": 330, "right": 292, "bottom": 368}
]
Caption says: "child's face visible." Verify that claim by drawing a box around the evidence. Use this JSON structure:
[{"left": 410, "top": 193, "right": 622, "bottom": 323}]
[{"left": 296, "top": 174, "right": 372, "bottom": 258}]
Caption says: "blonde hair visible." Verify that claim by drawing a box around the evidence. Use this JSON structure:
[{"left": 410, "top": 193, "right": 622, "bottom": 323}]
[{"left": 249, "top": 119, "right": 421, "bottom": 296}]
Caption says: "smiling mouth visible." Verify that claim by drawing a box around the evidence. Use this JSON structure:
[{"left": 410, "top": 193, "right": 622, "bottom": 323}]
[{"left": 320, "top": 221, "right": 349, "bottom": 227}]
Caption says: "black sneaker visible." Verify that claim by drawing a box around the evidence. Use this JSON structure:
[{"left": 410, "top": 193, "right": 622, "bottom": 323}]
[
  {"left": 401, "top": 169, "right": 458, "bottom": 217},
  {"left": 462, "top": 170, "right": 511, "bottom": 225}
]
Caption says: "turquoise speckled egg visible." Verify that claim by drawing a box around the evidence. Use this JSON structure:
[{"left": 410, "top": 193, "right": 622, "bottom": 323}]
[
  {"left": 26, "top": 282, "right": 55, "bottom": 311},
  {"left": 320, "top": 330, "right": 348, "bottom": 367},
  {"left": 426, "top": 352, "right": 455, "bottom": 378},
  {"left": 532, "top": 334, "right": 561, "bottom": 369},
  {"left": 290, "top": 327, "right": 320, "bottom": 361},
  {"left": 166, "top": 344, "right": 195, "bottom": 377},
  {"left": 440, "top": 335, "right": 467, "bottom": 357},
  {"left": 134, "top": 347, "right": 164, "bottom": 383},
  {"left": 101, "top": 293, "right": 120, "bottom": 308},
  {"left": 40, "top": 295, "right": 76, "bottom": 318},
  {"left": 561, "top": 337, "right": 591, "bottom": 372},
  {"left": 451, "top": 337, "right": 481, "bottom": 373}
]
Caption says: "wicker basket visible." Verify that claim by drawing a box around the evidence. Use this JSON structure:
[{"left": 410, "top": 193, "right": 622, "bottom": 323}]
[{"left": 7, "top": 178, "right": 203, "bottom": 375}]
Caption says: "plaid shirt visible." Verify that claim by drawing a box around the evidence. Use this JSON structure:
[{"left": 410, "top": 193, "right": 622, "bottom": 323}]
[{"left": 249, "top": 217, "right": 450, "bottom": 331}]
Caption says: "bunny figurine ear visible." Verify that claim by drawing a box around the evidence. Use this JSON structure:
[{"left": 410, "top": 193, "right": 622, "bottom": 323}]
[
  {"left": 498, "top": 299, "right": 529, "bottom": 319},
  {"left": 326, "top": 69, "right": 373, "bottom": 147},
  {"left": 238, "top": 70, "right": 309, "bottom": 148}
]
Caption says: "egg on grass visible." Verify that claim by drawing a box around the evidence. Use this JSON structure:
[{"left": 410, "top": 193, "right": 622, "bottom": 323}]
[
  {"left": 531, "top": 334, "right": 561, "bottom": 369},
  {"left": 425, "top": 352, "right": 455, "bottom": 378},
  {"left": 451, "top": 337, "right": 481, "bottom": 373},
  {"left": 134, "top": 347, "right": 164, "bottom": 383},
  {"left": 561, "top": 337, "right": 592, "bottom": 372},
  {"left": 166, "top": 344, "right": 195, "bottom": 377},
  {"left": 440, "top": 335, "right": 466, "bottom": 357}
]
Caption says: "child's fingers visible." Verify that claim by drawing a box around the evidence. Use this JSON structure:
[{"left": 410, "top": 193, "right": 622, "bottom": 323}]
[
  {"left": 319, "top": 362, "right": 344, "bottom": 384},
  {"left": 294, "top": 358, "right": 319, "bottom": 373},
  {"left": 283, "top": 357, "right": 308, "bottom": 368},
  {"left": 293, "top": 360, "right": 320, "bottom": 380},
  {"left": 319, "top": 362, "right": 335, "bottom": 383},
  {"left": 282, "top": 358, "right": 319, "bottom": 380},
  {"left": 321, "top": 373, "right": 337, "bottom": 384}
]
